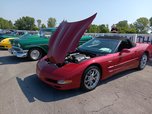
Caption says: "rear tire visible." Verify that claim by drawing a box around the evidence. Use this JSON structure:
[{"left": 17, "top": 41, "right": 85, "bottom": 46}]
[
  {"left": 28, "top": 48, "right": 43, "bottom": 61},
  {"left": 137, "top": 53, "right": 148, "bottom": 70},
  {"left": 81, "top": 65, "right": 101, "bottom": 91}
]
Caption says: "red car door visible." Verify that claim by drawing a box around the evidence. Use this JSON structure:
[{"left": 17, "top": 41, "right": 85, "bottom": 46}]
[
  {"left": 105, "top": 53, "right": 120, "bottom": 78},
  {"left": 100, "top": 52, "right": 122, "bottom": 80},
  {"left": 117, "top": 39, "right": 138, "bottom": 72},
  {"left": 118, "top": 49, "right": 136, "bottom": 71}
]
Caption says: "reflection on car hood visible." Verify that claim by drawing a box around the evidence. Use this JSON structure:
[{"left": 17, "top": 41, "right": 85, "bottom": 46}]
[{"left": 47, "top": 13, "right": 97, "bottom": 64}]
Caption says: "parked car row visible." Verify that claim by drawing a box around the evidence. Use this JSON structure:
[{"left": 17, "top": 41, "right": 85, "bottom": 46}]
[
  {"left": 0, "top": 30, "right": 38, "bottom": 49},
  {"left": 7, "top": 28, "right": 92, "bottom": 60}
]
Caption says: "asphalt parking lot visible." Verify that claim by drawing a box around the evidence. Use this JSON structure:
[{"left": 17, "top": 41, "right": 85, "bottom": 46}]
[{"left": 0, "top": 50, "right": 152, "bottom": 114}]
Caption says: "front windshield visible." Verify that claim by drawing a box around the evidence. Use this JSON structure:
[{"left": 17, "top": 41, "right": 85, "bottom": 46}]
[
  {"left": 78, "top": 37, "right": 120, "bottom": 54},
  {"left": 40, "top": 29, "right": 56, "bottom": 38},
  {"left": 40, "top": 31, "right": 53, "bottom": 38}
]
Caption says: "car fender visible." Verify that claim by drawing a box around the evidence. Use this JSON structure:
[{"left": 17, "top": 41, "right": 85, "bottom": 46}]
[
  {"left": 28, "top": 45, "right": 48, "bottom": 54},
  {"left": 146, "top": 45, "right": 152, "bottom": 60},
  {"left": 136, "top": 43, "right": 151, "bottom": 58},
  {"left": 79, "top": 57, "right": 109, "bottom": 79}
]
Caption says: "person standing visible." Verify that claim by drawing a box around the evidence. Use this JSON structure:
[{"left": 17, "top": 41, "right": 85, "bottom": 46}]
[{"left": 111, "top": 24, "right": 118, "bottom": 33}]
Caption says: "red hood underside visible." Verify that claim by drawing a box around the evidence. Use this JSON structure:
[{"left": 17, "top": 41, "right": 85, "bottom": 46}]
[{"left": 47, "top": 13, "right": 97, "bottom": 64}]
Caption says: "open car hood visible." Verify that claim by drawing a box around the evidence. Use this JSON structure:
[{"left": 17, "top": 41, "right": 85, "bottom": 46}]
[{"left": 47, "top": 13, "right": 97, "bottom": 63}]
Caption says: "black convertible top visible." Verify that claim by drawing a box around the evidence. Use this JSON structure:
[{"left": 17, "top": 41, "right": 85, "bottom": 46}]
[
  {"left": 96, "top": 36, "right": 129, "bottom": 41},
  {"left": 96, "top": 35, "right": 136, "bottom": 47}
]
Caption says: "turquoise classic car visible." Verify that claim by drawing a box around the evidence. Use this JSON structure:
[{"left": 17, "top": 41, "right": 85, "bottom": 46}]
[{"left": 9, "top": 28, "right": 92, "bottom": 60}]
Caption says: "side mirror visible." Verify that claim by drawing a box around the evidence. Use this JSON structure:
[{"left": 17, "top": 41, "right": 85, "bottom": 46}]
[{"left": 119, "top": 49, "right": 130, "bottom": 55}]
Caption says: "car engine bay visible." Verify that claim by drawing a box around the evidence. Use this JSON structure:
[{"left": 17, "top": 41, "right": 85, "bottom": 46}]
[{"left": 45, "top": 51, "right": 93, "bottom": 67}]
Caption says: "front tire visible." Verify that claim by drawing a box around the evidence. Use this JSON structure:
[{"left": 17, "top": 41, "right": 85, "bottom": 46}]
[
  {"left": 28, "top": 48, "right": 43, "bottom": 61},
  {"left": 138, "top": 53, "right": 148, "bottom": 70},
  {"left": 81, "top": 66, "right": 101, "bottom": 91}
]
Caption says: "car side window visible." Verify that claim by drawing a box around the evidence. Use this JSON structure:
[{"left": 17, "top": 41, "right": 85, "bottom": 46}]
[{"left": 118, "top": 39, "right": 133, "bottom": 52}]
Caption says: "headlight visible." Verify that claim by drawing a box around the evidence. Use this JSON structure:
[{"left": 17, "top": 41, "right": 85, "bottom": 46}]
[{"left": 57, "top": 80, "right": 72, "bottom": 84}]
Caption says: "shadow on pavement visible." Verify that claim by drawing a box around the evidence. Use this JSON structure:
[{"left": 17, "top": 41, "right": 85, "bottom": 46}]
[
  {"left": 0, "top": 56, "right": 31, "bottom": 65},
  {"left": 16, "top": 75, "right": 84, "bottom": 103},
  {"left": 16, "top": 69, "right": 137, "bottom": 103},
  {"left": 0, "top": 49, "right": 8, "bottom": 51},
  {"left": 100, "top": 69, "right": 137, "bottom": 84}
]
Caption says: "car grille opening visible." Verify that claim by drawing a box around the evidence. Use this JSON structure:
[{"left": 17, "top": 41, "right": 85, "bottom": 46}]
[{"left": 45, "top": 78, "right": 57, "bottom": 83}]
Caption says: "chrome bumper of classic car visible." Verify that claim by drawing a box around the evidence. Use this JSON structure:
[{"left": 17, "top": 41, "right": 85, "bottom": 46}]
[{"left": 8, "top": 46, "right": 28, "bottom": 58}]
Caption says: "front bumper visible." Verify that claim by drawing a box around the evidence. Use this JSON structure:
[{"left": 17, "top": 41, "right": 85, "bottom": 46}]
[
  {"left": 36, "top": 57, "right": 82, "bottom": 90},
  {"left": 8, "top": 46, "right": 28, "bottom": 58}
]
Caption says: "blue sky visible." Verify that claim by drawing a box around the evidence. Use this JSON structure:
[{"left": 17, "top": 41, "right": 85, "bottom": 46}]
[{"left": 0, "top": 0, "right": 152, "bottom": 27}]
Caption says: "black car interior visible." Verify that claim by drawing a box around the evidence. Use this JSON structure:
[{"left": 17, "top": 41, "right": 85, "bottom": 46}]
[{"left": 117, "top": 39, "right": 135, "bottom": 52}]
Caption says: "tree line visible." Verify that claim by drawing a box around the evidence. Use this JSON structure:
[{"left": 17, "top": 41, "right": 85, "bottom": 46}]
[
  {"left": 0, "top": 16, "right": 152, "bottom": 34},
  {"left": 0, "top": 16, "right": 56, "bottom": 30},
  {"left": 88, "top": 17, "right": 152, "bottom": 34}
]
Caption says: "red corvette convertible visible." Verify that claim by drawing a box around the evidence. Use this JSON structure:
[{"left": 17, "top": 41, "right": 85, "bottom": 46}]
[{"left": 36, "top": 14, "right": 152, "bottom": 91}]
